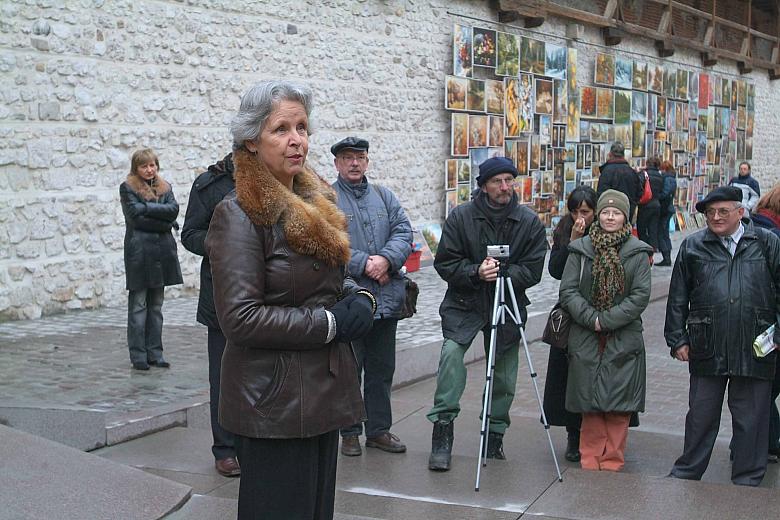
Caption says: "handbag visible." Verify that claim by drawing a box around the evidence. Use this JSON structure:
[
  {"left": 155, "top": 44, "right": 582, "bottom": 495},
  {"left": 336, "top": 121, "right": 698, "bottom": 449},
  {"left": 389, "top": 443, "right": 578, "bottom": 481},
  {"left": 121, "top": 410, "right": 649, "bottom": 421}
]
[
  {"left": 398, "top": 275, "right": 419, "bottom": 319},
  {"left": 542, "top": 256, "right": 585, "bottom": 350},
  {"left": 638, "top": 170, "right": 653, "bottom": 205}
]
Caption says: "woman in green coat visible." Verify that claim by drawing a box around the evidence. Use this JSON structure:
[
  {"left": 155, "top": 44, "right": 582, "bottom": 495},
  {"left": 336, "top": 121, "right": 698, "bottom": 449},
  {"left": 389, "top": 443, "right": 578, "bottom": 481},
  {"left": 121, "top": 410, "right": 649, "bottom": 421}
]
[{"left": 559, "top": 189, "right": 652, "bottom": 471}]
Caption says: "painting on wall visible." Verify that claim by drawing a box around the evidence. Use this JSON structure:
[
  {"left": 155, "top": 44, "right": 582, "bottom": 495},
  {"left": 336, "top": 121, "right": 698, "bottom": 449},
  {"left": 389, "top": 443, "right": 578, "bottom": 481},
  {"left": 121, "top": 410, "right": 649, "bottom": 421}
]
[
  {"left": 595, "top": 53, "right": 615, "bottom": 86},
  {"left": 632, "top": 61, "right": 648, "bottom": 90},
  {"left": 466, "top": 79, "right": 485, "bottom": 112},
  {"left": 545, "top": 44, "right": 567, "bottom": 80},
  {"left": 445, "top": 75, "right": 467, "bottom": 111},
  {"left": 580, "top": 86, "right": 597, "bottom": 119},
  {"left": 535, "top": 78, "right": 553, "bottom": 115},
  {"left": 648, "top": 64, "right": 663, "bottom": 94},
  {"left": 485, "top": 79, "right": 505, "bottom": 115},
  {"left": 615, "top": 58, "right": 633, "bottom": 90},
  {"left": 553, "top": 79, "right": 567, "bottom": 124},
  {"left": 495, "top": 31, "right": 519, "bottom": 76},
  {"left": 596, "top": 88, "right": 614, "bottom": 120},
  {"left": 614, "top": 90, "right": 631, "bottom": 125},
  {"left": 518, "top": 73, "right": 534, "bottom": 132},
  {"left": 451, "top": 113, "right": 468, "bottom": 157},
  {"left": 489, "top": 115, "right": 504, "bottom": 147},
  {"left": 453, "top": 24, "right": 472, "bottom": 77},
  {"left": 472, "top": 27, "right": 497, "bottom": 68},
  {"left": 468, "top": 115, "right": 488, "bottom": 148}
]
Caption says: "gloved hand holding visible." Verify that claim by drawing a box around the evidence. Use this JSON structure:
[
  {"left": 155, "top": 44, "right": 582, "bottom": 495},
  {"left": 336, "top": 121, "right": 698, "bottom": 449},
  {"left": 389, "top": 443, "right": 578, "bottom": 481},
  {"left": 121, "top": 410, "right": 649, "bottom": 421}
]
[{"left": 330, "top": 293, "right": 374, "bottom": 342}]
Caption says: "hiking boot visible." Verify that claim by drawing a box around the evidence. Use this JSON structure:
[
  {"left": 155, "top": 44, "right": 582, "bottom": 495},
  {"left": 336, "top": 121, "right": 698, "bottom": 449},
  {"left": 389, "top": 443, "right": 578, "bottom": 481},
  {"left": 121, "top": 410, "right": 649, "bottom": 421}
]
[
  {"left": 565, "top": 431, "right": 581, "bottom": 462},
  {"left": 365, "top": 432, "right": 406, "bottom": 453},
  {"left": 486, "top": 432, "right": 505, "bottom": 460},
  {"left": 428, "top": 420, "right": 453, "bottom": 471},
  {"left": 341, "top": 435, "right": 362, "bottom": 456}
]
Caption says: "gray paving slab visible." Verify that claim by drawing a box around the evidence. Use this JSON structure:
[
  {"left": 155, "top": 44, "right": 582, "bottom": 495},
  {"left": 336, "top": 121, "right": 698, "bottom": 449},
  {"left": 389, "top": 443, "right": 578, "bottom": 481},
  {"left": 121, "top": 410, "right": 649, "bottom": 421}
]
[
  {"left": 335, "top": 490, "right": 520, "bottom": 520},
  {"left": 0, "top": 424, "right": 191, "bottom": 520},
  {"left": 164, "top": 495, "right": 237, "bottom": 519},
  {"left": 524, "top": 469, "right": 780, "bottom": 520},
  {"left": 0, "top": 403, "right": 106, "bottom": 450},
  {"left": 142, "top": 467, "right": 229, "bottom": 496}
]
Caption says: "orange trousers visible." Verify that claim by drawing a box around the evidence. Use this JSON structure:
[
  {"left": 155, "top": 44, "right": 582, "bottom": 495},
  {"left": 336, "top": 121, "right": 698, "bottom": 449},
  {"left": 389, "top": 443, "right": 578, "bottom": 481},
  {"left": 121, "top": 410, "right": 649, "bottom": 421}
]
[{"left": 579, "top": 412, "right": 631, "bottom": 471}]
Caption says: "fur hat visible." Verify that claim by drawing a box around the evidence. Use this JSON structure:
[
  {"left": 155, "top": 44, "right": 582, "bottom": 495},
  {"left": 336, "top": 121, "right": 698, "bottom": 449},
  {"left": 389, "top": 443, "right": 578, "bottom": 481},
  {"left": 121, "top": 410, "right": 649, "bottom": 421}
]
[{"left": 596, "top": 189, "right": 630, "bottom": 220}]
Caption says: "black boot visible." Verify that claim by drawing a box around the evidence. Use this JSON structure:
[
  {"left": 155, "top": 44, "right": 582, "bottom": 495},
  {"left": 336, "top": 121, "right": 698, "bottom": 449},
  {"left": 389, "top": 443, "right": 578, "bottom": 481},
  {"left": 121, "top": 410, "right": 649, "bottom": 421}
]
[
  {"left": 565, "top": 430, "right": 581, "bottom": 462},
  {"left": 428, "top": 420, "right": 454, "bottom": 471},
  {"left": 486, "top": 432, "right": 505, "bottom": 460},
  {"left": 656, "top": 252, "right": 672, "bottom": 266}
]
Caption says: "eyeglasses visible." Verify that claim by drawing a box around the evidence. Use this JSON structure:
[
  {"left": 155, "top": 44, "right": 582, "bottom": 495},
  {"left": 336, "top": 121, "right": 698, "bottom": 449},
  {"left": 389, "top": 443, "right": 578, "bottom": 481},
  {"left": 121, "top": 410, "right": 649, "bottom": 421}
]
[
  {"left": 704, "top": 207, "right": 739, "bottom": 219},
  {"left": 487, "top": 177, "right": 515, "bottom": 187},
  {"left": 339, "top": 154, "right": 368, "bottom": 163}
]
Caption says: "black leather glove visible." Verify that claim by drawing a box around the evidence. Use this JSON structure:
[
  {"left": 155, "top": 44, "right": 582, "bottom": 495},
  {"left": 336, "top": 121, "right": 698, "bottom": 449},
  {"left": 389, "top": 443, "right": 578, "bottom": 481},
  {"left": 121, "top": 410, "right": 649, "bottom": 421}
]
[{"left": 330, "top": 293, "right": 374, "bottom": 342}]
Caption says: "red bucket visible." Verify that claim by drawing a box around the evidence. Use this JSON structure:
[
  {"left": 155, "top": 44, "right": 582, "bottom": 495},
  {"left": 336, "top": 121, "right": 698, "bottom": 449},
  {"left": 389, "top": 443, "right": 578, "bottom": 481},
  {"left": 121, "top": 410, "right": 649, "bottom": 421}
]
[{"left": 404, "top": 251, "right": 422, "bottom": 273}]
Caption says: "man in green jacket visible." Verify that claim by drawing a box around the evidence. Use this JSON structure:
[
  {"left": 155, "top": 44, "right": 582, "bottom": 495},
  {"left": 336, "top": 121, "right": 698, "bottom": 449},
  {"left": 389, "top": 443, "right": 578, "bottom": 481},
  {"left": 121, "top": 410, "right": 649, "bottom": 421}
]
[{"left": 427, "top": 157, "right": 547, "bottom": 471}]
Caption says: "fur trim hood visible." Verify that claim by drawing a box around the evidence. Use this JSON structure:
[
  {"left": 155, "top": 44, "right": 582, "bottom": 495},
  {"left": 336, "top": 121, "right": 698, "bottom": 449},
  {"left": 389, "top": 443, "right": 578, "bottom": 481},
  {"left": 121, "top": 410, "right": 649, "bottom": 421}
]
[
  {"left": 125, "top": 172, "right": 171, "bottom": 201},
  {"left": 233, "top": 149, "right": 351, "bottom": 267}
]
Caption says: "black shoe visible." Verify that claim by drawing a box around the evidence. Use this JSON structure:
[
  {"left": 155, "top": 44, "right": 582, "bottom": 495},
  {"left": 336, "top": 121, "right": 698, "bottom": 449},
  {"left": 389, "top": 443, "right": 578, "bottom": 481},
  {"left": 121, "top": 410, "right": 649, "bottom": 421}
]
[
  {"left": 149, "top": 360, "right": 170, "bottom": 368},
  {"left": 428, "top": 420, "right": 454, "bottom": 471},
  {"left": 132, "top": 361, "right": 150, "bottom": 371},
  {"left": 656, "top": 254, "right": 672, "bottom": 266},
  {"left": 565, "top": 432, "right": 581, "bottom": 462},
  {"left": 486, "top": 432, "right": 505, "bottom": 460}
]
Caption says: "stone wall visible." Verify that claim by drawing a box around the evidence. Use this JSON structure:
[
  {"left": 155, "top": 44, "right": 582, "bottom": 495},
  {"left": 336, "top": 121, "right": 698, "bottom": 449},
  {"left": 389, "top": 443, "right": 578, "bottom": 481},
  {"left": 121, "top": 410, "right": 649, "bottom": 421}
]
[{"left": 0, "top": 1, "right": 777, "bottom": 320}]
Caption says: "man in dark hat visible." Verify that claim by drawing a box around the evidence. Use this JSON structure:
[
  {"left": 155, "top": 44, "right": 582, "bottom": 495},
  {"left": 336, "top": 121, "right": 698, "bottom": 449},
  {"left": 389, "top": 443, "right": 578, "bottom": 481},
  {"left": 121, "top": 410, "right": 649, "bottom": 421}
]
[
  {"left": 427, "top": 156, "right": 547, "bottom": 471},
  {"left": 330, "top": 136, "right": 414, "bottom": 457},
  {"left": 665, "top": 185, "right": 780, "bottom": 486},
  {"left": 597, "top": 142, "right": 643, "bottom": 222}
]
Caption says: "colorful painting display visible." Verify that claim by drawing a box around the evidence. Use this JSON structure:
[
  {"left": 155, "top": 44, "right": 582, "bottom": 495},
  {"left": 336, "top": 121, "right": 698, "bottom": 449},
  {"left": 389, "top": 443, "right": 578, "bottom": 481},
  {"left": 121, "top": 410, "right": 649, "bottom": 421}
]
[
  {"left": 472, "top": 28, "right": 497, "bottom": 67},
  {"left": 495, "top": 32, "right": 519, "bottom": 76},
  {"left": 453, "top": 24, "right": 472, "bottom": 77}
]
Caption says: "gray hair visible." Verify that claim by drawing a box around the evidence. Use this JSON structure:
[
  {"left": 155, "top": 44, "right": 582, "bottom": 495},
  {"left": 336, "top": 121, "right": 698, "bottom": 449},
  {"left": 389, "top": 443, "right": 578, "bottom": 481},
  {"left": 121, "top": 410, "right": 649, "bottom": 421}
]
[
  {"left": 229, "top": 80, "right": 313, "bottom": 151},
  {"left": 609, "top": 142, "right": 625, "bottom": 157}
]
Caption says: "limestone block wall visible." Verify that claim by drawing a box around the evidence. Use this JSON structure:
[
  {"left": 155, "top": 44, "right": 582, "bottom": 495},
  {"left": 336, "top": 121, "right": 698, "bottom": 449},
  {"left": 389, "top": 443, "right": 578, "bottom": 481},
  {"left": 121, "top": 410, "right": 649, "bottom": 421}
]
[{"left": 0, "top": 1, "right": 777, "bottom": 320}]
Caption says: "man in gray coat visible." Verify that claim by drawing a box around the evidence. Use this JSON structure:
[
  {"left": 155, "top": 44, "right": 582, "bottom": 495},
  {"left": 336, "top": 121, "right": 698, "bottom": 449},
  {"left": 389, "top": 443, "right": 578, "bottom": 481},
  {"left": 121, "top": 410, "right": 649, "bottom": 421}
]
[
  {"left": 331, "top": 137, "right": 413, "bottom": 456},
  {"left": 666, "top": 186, "right": 780, "bottom": 486}
]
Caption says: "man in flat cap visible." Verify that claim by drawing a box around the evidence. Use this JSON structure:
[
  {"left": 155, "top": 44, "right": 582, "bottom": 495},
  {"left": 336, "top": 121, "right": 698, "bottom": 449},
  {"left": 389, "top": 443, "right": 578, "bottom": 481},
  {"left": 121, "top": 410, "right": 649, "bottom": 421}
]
[
  {"left": 666, "top": 185, "right": 780, "bottom": 486},
  {"left": 427, "top": 157, "right": 547, "bottom": 471},
  {"left": 331, "top": 136, "right": 413, "bottom": 456}
]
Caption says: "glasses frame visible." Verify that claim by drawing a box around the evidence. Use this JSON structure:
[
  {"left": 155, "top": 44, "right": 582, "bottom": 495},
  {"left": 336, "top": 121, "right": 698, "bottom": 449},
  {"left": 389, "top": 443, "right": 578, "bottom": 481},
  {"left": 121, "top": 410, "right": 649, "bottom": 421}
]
[{"left": 704, "top": 206, "right": 740, "bottom": 219}]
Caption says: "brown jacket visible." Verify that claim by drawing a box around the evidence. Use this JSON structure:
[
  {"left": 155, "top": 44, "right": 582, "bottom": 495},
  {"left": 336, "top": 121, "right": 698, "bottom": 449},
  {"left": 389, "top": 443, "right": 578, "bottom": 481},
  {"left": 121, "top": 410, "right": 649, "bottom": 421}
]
[{"left": 205, "top": 150, "right": 365, "bottom": 439}]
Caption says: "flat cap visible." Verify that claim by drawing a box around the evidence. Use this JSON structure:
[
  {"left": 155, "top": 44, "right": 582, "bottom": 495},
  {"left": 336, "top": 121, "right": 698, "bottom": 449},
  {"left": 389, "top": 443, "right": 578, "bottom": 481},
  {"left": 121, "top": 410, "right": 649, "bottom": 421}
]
[
  {"left": 331, "top": 136, "right": 369, "bottom": 156},
  {"left": 694, "top": 186, "right": 742, "bottom": 213}
]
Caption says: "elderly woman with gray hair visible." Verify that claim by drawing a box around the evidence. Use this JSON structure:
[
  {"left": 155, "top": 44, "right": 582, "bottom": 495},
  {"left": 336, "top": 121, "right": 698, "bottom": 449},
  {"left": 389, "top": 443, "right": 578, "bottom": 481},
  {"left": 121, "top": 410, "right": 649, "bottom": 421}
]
[{"left": 205, "top": 81, "right": 375, "bottom": 519}]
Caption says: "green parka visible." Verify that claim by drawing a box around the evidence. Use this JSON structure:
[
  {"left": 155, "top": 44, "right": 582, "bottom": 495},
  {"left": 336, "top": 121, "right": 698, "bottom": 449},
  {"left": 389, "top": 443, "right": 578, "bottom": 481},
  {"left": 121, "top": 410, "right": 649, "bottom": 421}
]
[{"left": 559, "top": 235, "right": 653, "bottom": 414}]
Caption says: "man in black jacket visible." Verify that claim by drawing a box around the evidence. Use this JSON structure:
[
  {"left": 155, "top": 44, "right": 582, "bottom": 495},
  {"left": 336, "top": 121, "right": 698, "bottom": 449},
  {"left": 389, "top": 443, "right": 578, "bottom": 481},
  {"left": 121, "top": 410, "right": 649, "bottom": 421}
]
[
  {"left": 181, "top": 153, "right": 239, "bottom": 478},
  {"left": 597, "top": 142, "right": 642, "bottom": 222},
  {"left": 426, "top": 157, "right": 547, "bottom": 471},
  {"left": 665, "top": 186, "right": 780, "bottom": 486}
]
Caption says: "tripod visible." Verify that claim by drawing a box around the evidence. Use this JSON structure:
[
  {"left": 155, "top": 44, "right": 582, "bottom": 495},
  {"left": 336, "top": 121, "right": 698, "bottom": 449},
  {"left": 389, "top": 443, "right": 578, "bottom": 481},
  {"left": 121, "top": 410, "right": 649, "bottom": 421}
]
[{"left": 475, "top": 267, "right": 563, "bottom": 491}]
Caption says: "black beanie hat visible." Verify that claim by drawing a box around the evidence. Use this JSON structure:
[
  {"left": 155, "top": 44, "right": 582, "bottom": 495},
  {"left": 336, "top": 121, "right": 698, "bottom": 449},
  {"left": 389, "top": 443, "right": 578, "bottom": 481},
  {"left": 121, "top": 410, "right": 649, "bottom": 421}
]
[{"left": 476, "top": 157, "right": 519, "bottom": 187}]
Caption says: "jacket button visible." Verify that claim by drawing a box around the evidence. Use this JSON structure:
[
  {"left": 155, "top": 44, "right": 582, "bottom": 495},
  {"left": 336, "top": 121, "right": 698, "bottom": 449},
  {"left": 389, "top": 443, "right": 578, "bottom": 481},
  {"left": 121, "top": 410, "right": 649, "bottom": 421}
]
[
  {"left": 729, "top": 298, "right": 735, "bottom": 304},
  {"left": 313, "top": 262, "right": 320, "bottom": 271}
]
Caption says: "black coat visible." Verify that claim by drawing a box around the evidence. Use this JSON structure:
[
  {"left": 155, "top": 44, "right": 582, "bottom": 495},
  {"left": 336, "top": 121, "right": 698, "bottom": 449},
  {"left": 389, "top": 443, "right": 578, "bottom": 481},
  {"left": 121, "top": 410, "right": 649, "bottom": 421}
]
[
  {"left": 640, "top": 167, "right": 664, "bottom": 210},
  {"left": 120, "top": 178, "right": 183, "bottom": 291},
  {"left": 435, "top": 192, "right": 547, "bottom": 352},
  {"left": 665, "top": 220, "right": 780, "bottom": 381},
  {"left": 181, "top": 154, "right": 235, "bottom": 329},
  {"left": 597, "top": 159, "right": 642, "bottom": 218}
]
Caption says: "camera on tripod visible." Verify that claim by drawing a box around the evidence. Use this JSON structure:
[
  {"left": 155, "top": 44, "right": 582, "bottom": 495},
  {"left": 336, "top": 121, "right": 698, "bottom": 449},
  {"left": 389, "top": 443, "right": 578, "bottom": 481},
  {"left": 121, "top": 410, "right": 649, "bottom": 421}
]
[{"left": 486, "top": 245, "right": 510, "bottom": 258}]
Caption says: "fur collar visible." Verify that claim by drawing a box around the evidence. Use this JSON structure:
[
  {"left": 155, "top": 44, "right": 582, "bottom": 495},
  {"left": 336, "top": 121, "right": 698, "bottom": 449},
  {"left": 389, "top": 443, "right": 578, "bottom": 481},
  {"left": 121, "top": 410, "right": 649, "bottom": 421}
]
[
  {"left": 125, "top": 173, "right": 171, "bottom": 201},
  {"left": 233, "top": 149, "right": 350, "bottom": 267}
]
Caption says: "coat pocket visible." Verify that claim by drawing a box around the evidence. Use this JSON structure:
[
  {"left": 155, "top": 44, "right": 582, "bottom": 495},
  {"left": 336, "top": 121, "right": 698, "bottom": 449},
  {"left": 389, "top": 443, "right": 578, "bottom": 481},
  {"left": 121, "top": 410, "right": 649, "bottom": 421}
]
[
  {"left": 752, "top": 308, "right": 777, "bottom": 364},
  {"left": 687, "top": 309, "right": 714, "bottom": 360},
  {"left": 253, "top": 353, "right": 292, "bottom": 417}
]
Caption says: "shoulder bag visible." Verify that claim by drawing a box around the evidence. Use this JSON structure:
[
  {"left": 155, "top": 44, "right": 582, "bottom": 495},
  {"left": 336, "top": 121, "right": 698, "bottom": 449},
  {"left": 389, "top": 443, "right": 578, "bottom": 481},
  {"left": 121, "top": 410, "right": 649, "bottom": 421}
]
[{"left": 542, "top": 256, "right": 585, "bottom": 350}]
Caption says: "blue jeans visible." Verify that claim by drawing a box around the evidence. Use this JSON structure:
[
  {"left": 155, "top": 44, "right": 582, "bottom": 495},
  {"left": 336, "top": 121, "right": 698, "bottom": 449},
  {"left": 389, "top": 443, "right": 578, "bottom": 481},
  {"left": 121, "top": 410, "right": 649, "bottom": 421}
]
[{"left": 127, "top": 288, "right": 165, "bottom": 364}]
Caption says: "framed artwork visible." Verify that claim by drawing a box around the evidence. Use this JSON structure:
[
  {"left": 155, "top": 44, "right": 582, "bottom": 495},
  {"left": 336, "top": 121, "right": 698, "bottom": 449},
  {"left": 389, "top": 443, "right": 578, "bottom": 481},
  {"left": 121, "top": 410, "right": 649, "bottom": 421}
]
[
  {"left": 729, "top": 79, "right": 737, "bottom": 110},
  {"left": 553, "top": 79, "right": 567, "bottom": 124},
  {"left": 485, "top": 79, "right": 505, "bottom": 115},
  {"left": 647, "top": 94, "right": 657, "bottom": 130},
  {"left": 631, "top": 91, "right": 647, "bottom": 121},
  {"left": 590, "top": 122, "right": 609, "bottom": 143},
  {"left": 538, "top": 114, "right": 552, "bottom": 145},
  {"left": 505, "top": 140, "right": 518, "bottom": 169},
  {"left": 535, "top": 78, "right": 553, "bottom": 115},
  {"left": 496, "top": 32, "right": 519, "bottom": 76},
  {"left": 457, "top": 158, "right": 471, "bottom": 183},
  {"left": 711, "top": 76, "right": 722, "bottom": 106},
  {"left": 456, "top": 184, "right": 471, "bottom": 204},
  {"left": 530, "top": 38, "right": 546, "bottom": 75},
  {"left": 615, "top": 58, "right": 632, "bottom": 89},
  {"left": 676, "top": 70, "right": 688, "bottom": 100},
  {"left": 579, "top": 121, "right": 590, "bottom": 143},
  {"left": 580, "top": 86, "right": 598, "bottom": 119},
  {"left": 489, "top": 115, "right": 504, "bottom": 147},
  {"left": 445, "top": 75, "right": 467, "bottom": 111},
  {"left": 446, "top": 190, "right": 457, "bottom": 217},
  {"left": 516, "top": 139, "right": 529, "bottom": 175},
  {"left": 451, "top": 113, "right": 468, "bottom": 157},
  {"left": 595, "top": 53, "right": 615, "bottom": 86},
  {"left": 470, "top": 147, "right": 489, "bottom": 185},
  {"left": 614, "top": 90, "right": 631, "bottom": 125},
  {"left": 663, "top": 68, "right": 676, "bottom": 98},
  {"left": 566, "top": 90, "right": 581, "bottom": 142},
  {"left": 445, "top": 159, "right": 458, "bottom": 190},
  {"left": 466, "top": 79, "right": 485, "bottom": 112},
  {"left": 518, "top": 73, "right": 534, "bottom": 132},
  {"left": 648, "top": 64, "right": 663, "bottom": 94},
  {"left": 596, "top": 88, "right": 614, "bottom": 120},
  {"left": 737, "top": 79, "right": 747, "bottom": 106},
  {"left": 472, "top": 27, "right": 497, "bottom": 68},
  {"left": 632, "top": 61, "right": 648, "bottom": 90},
  {"left": 468, "top": 115, "right": 488, "bottom": 148},
  {"left": 545, "top": 44, "right": 567, "bottom": 80},
  {"left": 631, "top": 120, "right": 647, "bottom": 157},
  {"left": 614, "top": 124, "right": 632, "bottom": 150},
  {"left": 567, "top": 48, "right": 577, "bottom": 92},
  {"left": 689, "top": 72, "right": 699, "bottom": 106},
  {"left": 747, "top": 84, "right": 755, "bottom": 111},
  {"left": 698, "top": 73, "right": 709, "bottom": 109},
  {"left": 529, "top": 134, "right": 541, "bottom": 170},
  {"left": 656, "top": 97, "right": 666, "bottom": 129},
  {"left": 453, "top": 24, "right": 472, "bottom": 77},
  {"left": 504, "top": 77, "right": 520, "bottom": 137}
]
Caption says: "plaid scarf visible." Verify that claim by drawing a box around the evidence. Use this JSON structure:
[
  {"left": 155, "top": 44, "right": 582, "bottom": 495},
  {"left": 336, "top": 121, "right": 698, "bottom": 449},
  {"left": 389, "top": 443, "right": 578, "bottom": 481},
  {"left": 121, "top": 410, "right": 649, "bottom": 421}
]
[{"left": 589, "top": 221, "right": 632, "bottom": 310}]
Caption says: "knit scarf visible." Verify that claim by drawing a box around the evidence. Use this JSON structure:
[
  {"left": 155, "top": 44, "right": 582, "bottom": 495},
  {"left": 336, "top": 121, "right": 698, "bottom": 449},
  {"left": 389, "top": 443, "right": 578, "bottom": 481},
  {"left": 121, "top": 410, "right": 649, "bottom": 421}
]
[{"left": 589, "top": 221, "right": 632, "bottom": 310}]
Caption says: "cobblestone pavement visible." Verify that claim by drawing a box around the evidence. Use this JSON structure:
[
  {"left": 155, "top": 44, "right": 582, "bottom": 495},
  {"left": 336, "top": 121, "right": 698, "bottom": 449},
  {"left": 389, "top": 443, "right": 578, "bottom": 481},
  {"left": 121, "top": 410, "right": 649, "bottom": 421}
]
[{"left": 0, "top": 231, "right": 703, "bottom": 433}]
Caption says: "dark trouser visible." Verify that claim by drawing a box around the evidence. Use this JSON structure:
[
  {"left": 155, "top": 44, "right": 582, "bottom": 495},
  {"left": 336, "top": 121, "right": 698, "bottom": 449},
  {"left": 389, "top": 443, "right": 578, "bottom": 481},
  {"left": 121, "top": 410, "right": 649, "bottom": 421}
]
[
  {"left": 207, "top": 327, "right": 235, "bottom": 461},
  {"left": 127, "top": 288, "right": 165, "bottom": 364},
  {"left": 341, "top": 318, "right": 398, "bottom": 438},
  {"left": 671, "top": 375, "right": 771, "bottom": 486},
  {"left": 770, "top": 356, "right": 780, "bottom": 453},
  {"left": 636, "top": 205, "right": 660, "bottom": 250},
  {"left": 234, "top": 431, "right": 339, "bottom": 520},
  {"left": 657, "top": 209, "right": 674, "bottom": 255}
]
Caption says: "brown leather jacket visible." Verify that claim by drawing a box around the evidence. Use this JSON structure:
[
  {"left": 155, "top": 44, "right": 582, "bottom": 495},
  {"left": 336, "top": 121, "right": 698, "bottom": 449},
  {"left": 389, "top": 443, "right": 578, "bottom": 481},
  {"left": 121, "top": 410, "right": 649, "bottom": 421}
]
[{"left": 205, "top": 150, "right": 365, "bottom": 439}]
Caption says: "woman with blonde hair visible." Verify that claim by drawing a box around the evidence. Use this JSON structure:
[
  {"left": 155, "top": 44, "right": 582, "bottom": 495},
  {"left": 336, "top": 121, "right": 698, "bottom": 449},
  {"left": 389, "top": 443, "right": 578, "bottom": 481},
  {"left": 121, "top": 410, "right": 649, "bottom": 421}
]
[{"left": 119, "top": 149, "right": 182, "bottom": 370}]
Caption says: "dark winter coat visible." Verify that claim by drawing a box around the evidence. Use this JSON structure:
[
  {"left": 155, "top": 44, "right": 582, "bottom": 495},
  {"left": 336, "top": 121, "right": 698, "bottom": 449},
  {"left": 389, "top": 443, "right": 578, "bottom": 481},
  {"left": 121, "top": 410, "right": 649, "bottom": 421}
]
[
  {"left": 659, "top": 171, "right": 677, "bottom": 214},
  {"left": 205, "top": 150, "right": 365, "bottom": 439},
  {"left": 640, "top": 167, "right": 664, "bottom": 210},
  {"left": 560, "top": 236, "right": 653, "bottom": 413},
  {"left": 665, "top": 220, "right": 780, "bottom": 381},
  {"left": 435, "top": 192, "right": 547, "bottom": 352},
  {"left": 119, "top": 175, "right": 183, "bottom": 291},
  {"left": 332, "top": 177, "right": 412, "bottom": 319},
  {"left": 597, "top": 158, "right": 642, "bottom": 219},
  {"left": 181, "top": 154, "right": 235, "bottom": 329}
]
